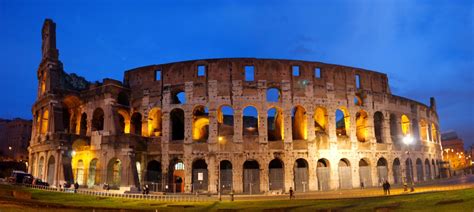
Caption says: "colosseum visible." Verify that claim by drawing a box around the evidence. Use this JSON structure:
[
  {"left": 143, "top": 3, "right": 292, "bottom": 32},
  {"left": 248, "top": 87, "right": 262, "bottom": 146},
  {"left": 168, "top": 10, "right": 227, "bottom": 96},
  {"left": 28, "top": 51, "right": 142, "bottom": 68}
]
[{"left": 28, "top": 19, "right": 443, "bottom": 194}]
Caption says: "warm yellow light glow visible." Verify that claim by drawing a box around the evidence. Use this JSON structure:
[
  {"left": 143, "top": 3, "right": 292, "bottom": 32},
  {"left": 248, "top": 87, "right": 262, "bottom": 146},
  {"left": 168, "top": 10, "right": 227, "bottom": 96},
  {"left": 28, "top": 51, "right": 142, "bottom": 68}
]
[
  {"left": 431, "top": 123, "right": 438, "bottom": 142},
  {"left": 403, "top": 135, "right": 414, "bottom": 145},
  {"left": 117, "top": 109, "right": 130, "bottom": 134},
  {"left": 356, "top": 110, "right": 368, "bottom": 142},
  {"left": 314, "top": 107, "right": 327, "bottom": 132},
  {"left": 419, "top": 119, "right": 428, "bottom": 141},
  {"left": 147, "top": 107, "right": 162, "bottom": 137},
  {"left": 193, "top": 117, "right": 209, "bottom": 140},
  {"left": 401, "top": 114, "right": 411, "bottom": 135},
  {"left": 41, "top": 109, "right": 49, "bottom": 135},
  {"left": 293, "top": 106, "right": 307, "bottom": 140},
  {"left": 218, "top": 136, "right": 223, "bottom": 141}
]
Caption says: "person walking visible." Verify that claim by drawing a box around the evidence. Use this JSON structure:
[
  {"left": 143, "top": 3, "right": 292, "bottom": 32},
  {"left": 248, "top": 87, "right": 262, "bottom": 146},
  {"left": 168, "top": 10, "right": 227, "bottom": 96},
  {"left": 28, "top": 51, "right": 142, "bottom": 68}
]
[
  {"left": 145, "top": 184, "right": 149, "bottom": 195},
  {"left": 74, "top": 182, "right": 79, "bottom": 193},
  {"left": 382, "top": 181, "right": 387, "bottom": 195},
  {"left": 385, "top": 181, "right": 391, "bottom": 195},
  {"left": 289, "top": 187, "right": 294, "bottom": 200}
]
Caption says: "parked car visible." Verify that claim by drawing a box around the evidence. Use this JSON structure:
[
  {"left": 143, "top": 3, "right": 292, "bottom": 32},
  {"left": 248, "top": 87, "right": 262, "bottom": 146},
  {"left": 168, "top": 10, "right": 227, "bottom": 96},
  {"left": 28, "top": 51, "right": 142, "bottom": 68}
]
[
  {"left": 8, "top": 170, "right": 32, "bottom": 184},
  {"left": 32, "top": 178, "right": 49, "bottom": 187}
]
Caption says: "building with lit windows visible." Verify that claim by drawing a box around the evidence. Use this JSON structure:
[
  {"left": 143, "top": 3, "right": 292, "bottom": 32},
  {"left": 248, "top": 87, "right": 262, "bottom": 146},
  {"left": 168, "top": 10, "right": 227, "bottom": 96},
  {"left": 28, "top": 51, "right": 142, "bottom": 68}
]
[{"left": 29, "top": 19, "right": 443, "bottom": 193}]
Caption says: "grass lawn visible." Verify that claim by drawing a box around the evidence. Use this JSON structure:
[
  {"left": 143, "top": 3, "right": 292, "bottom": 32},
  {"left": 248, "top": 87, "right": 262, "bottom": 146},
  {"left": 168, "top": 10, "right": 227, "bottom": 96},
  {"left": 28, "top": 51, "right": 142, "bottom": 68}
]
[{"left": 1, "top": 184, "right": 473, "bottom": 211}]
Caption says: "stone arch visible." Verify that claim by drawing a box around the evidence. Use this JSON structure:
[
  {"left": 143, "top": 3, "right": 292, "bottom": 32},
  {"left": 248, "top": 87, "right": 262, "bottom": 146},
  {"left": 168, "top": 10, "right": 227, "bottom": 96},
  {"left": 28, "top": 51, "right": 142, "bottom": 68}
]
[
  {"left": 268, "top": 158, "right": 284, "bottom": 191},
  {"left": 425, "top": 159, "right": 431, "bottom": 180},
  {"left": 356, "top": 110, "right": 368, "bottom": 142},
  {"left": 359, "top": 158, "right": 372, "bottom": 188},
  {"left": 47, "top": 155, "right": 55, "bottom": 185},
  {"left": 374, "top": 111, "right": 384, "bottom": 143},
  {"left": 316, "top": 158, "right": 330, "bottom": 191},
  {"left": 243, "top": 106, "right": 259, "bottom": 136},
  {"left": 335, "top": 107, "right": 350, "bottom": 136},
  {"left": 219, "top": 160, "right": 233, "bottom": 194},
  {"left": 192, "top": 159, "right": 208, "bottom": 192},
  {"left": 131, "top": 112, "right": 142, "bottom": 135},
  {"left": 62, "top": 95, "right": 81, "bottom": 134},
  {"left": 38, "top": 156, "right": 45, "bottom": 180},
  {"left": 405, "top": 158, "right": 414, "bottom": 183},
  {"left": 431, "top": 123, "right": 438, "bottom": 143},
  {"left": 41, "top": 109, "right": 49, "bottom": 135},
  {"left": 171, "top": 90, "right": 186, "bottom": 104},
  {"left": 80, "top": 113, "right": 87, "bottom": 136},
  {"left": 393, "top": 158, "right": 401, "bottom": 184},
  {"left": 389, "top": 113, "right": 398, "bottom": 143},
  {"left": 354, "top": 95, "right": 363, "bottom": 106},
  {"left": 170, "top": 108, "right": 185, "bottom": 140},
  {"left": 192, "top": 105, "right": 209, "bottom": 141},
  {"left": 117, "top": 109, "right": 130, "bottom": 134},
  {"left": 243, "top": 160, "right": 260, "bottom": 194},
  {"left": 292, "top": 105, "right": 307, "bottom": 140},
  {"left": 419, "top": 119, "right": 428, "bottom": 141},
  {"left": 168, "top": 158, "right": 185, "bottom": 193},
  {"left": 314, "top": 107, "right": 328, "bottom": 134},
  {"left": 76, "top": 159, "right": 85, "bottom": 185},
  {"left": 377, "top": 157, "right": 388, "bottom": 184},
  {"left": 338, "top": 158, "right": 352, "bottom": 189},
  {"left": 88, "top": 158, "right": 99, "bottom": 187},
  {"left": 416, "top": 158, "right": 424, "bottom": 182},
  {"left": 294, "top": 158, "right": 309, "bottom": 192},
  {"left": 267, "top": 107, "right": 284, "bottom": 141},
  {"left": 107, "top": 158, "right": 122, "bottom": 188},
  {"left": 148, "top": 108, "right": 162, "bottom": 137},
  {"left": 218, "top": 105, "right": 234, "bottom": 136},
  {"left": 401, "top": 114, "right": 411, "bottom": 136},
  {"left": 92, "top": 108, "right": 104, "bottom": 131},
  {"left": 146, "top": 160, "right": 162, "bottom": 185},
  {"left": 266, "top": 87, "right": 281, "bottom": 102}
]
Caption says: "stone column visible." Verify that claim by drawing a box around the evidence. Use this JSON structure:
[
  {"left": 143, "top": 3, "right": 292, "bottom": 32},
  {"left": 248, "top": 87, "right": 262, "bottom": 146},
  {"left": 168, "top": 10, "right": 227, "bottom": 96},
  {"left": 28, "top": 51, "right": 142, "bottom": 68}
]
[
  {"left": 208, "top": 156, "right": 217, "bottom": 193},
  {"left": 184, "top": 158, "right": 192, "bottom": 193},
  {"left": 233, "top": 109, "right": 243, "bottom": 143},
  {"left": 233, "top": 159, "right": 243, "bottom": 193},
  {"left": 308, "top": 157, "right": 318, "bottom": 191}
]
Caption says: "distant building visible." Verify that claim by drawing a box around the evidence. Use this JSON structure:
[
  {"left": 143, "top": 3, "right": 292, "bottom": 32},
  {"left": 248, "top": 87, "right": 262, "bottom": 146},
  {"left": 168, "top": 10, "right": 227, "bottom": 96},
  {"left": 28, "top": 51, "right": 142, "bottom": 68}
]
[
  {"left": 441, "top": 131, "right": 468, "bottom": 170},
  {"left": 0, "top": 118, "right": 32, "bottom": 161}
]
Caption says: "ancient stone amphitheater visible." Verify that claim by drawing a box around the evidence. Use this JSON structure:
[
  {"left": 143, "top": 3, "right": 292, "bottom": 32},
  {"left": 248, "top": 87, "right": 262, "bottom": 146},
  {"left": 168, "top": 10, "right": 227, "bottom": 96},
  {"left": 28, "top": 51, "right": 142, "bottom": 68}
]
[{"left": 29, "top": 19, "right": 443, "bottom": 194}]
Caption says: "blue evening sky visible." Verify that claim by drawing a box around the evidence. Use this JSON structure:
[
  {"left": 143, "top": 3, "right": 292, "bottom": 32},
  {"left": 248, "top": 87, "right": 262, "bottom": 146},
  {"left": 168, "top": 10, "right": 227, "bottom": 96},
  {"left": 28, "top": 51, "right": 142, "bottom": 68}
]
[{"left": 0, "top": 0, "right": 472, "bottom": 147}]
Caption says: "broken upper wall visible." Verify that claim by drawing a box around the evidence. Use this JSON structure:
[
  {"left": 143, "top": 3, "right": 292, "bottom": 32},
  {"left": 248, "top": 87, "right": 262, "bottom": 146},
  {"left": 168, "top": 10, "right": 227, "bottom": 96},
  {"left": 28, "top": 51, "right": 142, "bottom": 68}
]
[{"left": 123, "top": 58, "right": 391, "bottom": 104}]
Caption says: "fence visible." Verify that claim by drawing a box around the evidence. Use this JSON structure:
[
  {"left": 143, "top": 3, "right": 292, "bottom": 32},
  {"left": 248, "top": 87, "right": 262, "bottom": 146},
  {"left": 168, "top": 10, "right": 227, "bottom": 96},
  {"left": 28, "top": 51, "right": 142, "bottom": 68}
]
[{"left": 22, "top": 184, "right": 216, "bottom": 202}]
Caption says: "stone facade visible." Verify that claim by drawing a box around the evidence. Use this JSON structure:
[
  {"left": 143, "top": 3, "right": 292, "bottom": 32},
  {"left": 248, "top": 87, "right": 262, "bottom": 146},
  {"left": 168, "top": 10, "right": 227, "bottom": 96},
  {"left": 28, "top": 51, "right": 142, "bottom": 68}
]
[
  {"left": 0, "top": 118, "right": 32, "bottom": 161},
  {"left": 29, "top": 19, "right": 443, "bottom": 193}
]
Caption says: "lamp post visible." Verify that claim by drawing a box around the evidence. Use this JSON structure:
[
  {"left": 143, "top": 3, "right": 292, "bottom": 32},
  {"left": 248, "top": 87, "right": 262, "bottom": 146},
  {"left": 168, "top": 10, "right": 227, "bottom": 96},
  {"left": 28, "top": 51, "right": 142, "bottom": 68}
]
[{"left": 403, "top": 135, "right": 415, "bottom": 191}]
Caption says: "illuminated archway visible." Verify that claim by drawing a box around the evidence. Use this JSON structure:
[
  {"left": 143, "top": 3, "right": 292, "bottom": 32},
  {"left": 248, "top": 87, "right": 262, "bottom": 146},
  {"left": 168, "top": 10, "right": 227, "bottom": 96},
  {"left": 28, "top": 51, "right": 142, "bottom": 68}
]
[
  {"left": 41, "top": 109, "right": 49, "bottom": 135},
  {"left": 148, "top": 108, "right": 162, "bottom": 137},
  {"left": 292, "top": 106, "right": 307, "bottom": 140},
  {"left": 117, "top": 109, "right": 130, "bottom": 134},
  {"left": 356, "top": 110, "right": 368, "bottom": 142},
  {"left": 92, "top": 108, "right": 104, "bottom": 131},
  {"left": 193, "top": 106, "right": 209, "bottom": 141},
  {"left": 243, "top": 106, "right": 258, "bottom": 136},
  {"left": 401, "top": 114, "right": 411, "bottom": 136},
  {"left": 267, "top": 107, "right": 284, "bottom": 141},
  {"left": 314, "top": 107, "right": 327, "bottom": 134},
  {"left": 335, "top": 108, "right": 349, "bottom": 136},
  {"left": 419, "top": 119, "right": 428, "bottom": 141},
  {"left": 218, "top": 105, "right": 234, "bottom": 136}
]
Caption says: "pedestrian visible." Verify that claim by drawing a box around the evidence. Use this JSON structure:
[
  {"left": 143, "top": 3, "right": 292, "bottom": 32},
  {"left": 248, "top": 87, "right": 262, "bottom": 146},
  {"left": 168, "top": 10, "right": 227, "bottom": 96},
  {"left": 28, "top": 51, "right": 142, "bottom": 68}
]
[
  {"left": 74, "top": 182, "right": 79, "bottom": 193},
  {"left": 382, "top": 181, "right": 387, "bottom": 195},
  {"left": 142, "top": 185, "right": 147, "bottom": 195},
  {"left": 360, "top": 182, "right": 365, "bottom": 189},
  {"left": 410, "top": 182, "right": 415, "bottom": 192},
  {"left": 403, "top": 181, "right": 408, "bottom": 192},
  {"left": 385, "top": 181, "right": 391, "bottom": 195},
  {"left": 289, "top": 187, "right": 294, "bottom": 200},
  {"left": 230, "top": 189, "right": 234, "bottom": 201},
  {"left": 145, "top": 184, "right": 149, "bottom": 195}
]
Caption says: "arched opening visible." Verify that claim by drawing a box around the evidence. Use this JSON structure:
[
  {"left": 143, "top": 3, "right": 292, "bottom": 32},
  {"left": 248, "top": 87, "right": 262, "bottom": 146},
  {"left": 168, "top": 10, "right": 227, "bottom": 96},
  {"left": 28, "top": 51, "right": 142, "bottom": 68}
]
[
  {"left": 292, "top": 106, "right": 307, "bottom": 140},
  {"left": 431, "top": 124, "right": 438, "bottom": 143},
  {"left": 432, "top": 159, "right": 437, "bottom": 177},
  {"left": 335, "top": 108, "right": 349, "bottom": 136},
  {"left": 62, "top": 106, "right": 71, "bottom": 133},
  {"left": 401, "top": 115, "right": 411, "bottom": 136},
  {"left": 47, "top": 156, "right": 55, "bottom": 185},
  {"left": 170, "top": 108, "right": 185, "bottom": 140},
  {"left": 266, "top": 87, "right": 281, "bottom": 102},
  {"left": 80, "top": 113, "right": 87, "bottom": 136},
  {"left": 338, "top": 159, "right": 352, "bottom": 189},
  {"left": 405, "top": 158, "right": 413, "bottom": 183},
  {"left": 425, "top": 159, "right": 431, "bottom": 180},
  {"left": 354, "top": 95, "right": 363, "bottom": 106},
  {"left": 88, "top": 158, "right": 99, "bottom": 187},
  {"left": 416, "top": 158, "right": 424, "bottom": 182},
  {"left": 168, "top": 159, "right": 185, "bottom": 193},
  {"left": 117, "top": 92, "right": 130, "bottom": 106},
  {"left": 243, "top": 106, "right": 258, "bottom": 136},
  {"left": 218, "top": 106, "right": 234, "bottom": 136},
  {"left": 243, "top": 160, "right": 260, "bottom": 194},
  {"left": 148, "top": 108, "right": 162, "bottom": 137},
  {"left": 76, "top": 160, "right": 84, "bottom": 185},
  {"left": 359, "top": 159, "right": 372, "bottom": 188},
  {"left": 92, "top": 108, "right": 104, "bottom": 131},
  {"left": 316, "top": 159, "right": 330, "bottom": 191},
  {"left": 268, "top": 159, "right": 284, "bottom": 191},
  {"left": 41, "top": 109, "right": 49, "bottom": 135},
  {"left": 314, "top": 107, "right": 327, "bottom": 134},
  {"left": 38, "top": 156, "right": 45, "bottom": 180},
  {"left": 146, "top": 160, "right": 162, "bottom": 191},
  {"left": 171, "top": 90, "right": 186, "bottom": 104},
  {"left": 131, "top": 112, "right": 142, "bottom": 135},
  {"left": 294, "top": 159, "right": 309, "bottom": 192},
  {"left": 136, "top": 162, "right": 142, "bottom": 185},
  {"left": 62, "top": 96, "right": 81, "bottom": 134},
  {"left": 192, "top": 159, "right": 208, "bottom": 192},
  {"left": 117, "top": 109, "right": 130, "bottom": 134},
  {"left": 107, "top": 158, "right": 121, "bottom": 188},
  {"left": 267, "top": 107, "right": 284, "bottom": 141},
  {"left": 419, "top": 120, "right": 428, "bottom": 141},
  {"left": 390, "top": 114, "right": 398, "bottom": 143},
  {"left": 374, "top": 111, "right": 384, "bottom": 143},
  {"left": 393, "top": 158, "right": 401, "bottom": 184},
  {"left": 356, "top": 110, "right": 368, "bottom": 142},
  {"left": 219, "top": 160, "right": 233, "bottom": 194},
  {"left": 192, "top": 106, "right": 209, "bottom": 142},
  {"left": 377, "top": 158, "right": 388, "bottom": 185}
]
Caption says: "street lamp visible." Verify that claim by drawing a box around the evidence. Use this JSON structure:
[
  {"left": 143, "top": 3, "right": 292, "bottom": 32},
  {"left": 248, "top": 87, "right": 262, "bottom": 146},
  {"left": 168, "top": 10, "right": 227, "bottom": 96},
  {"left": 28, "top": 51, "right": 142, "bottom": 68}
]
[{"left": 403, "top": 135, "right": 415, "bottom": 191}]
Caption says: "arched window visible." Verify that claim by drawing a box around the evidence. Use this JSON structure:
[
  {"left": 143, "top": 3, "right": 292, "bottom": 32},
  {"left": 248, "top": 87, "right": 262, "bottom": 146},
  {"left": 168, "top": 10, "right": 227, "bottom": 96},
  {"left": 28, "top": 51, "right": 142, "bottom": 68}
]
[
  {"left": 314, "top": 107, "right": 327, "bottom": 134},
  {"left": 148, "top": 108, "right": 162, "bottom": 137},
  {"left": 389, "top": 114, "right": 398, "bottom": 142},
  {"left": 170, "top": 108, "right": 185, "bottom": 140},
  {"left": 374, "top": 111, "right": 384, "bottom": 143},
  {"left": 41, "top": 109, "right": 49, "bottom": 135},
  {"left": 356, "top": 110, "right": 368, "bottom": 142},
  {"left": 266, "top": 88, "right": 281, "bottom": 102},
  {"left": 117, "top": 92, "right": 129, "bottom": 106},
  {"left": 354, "top": 95, "right": 363, "bottom": 106},
  {"left": 117, "top": 109, "right": 130, "bottom": 134},
  {"left": 192, "top": 106, "right": 209, "bottom": 141},
  {"left": 292, "top": 106, "right": 307, "bottom": 140},
  {"left": 419, "top": 119, "right": 428, "bottom": 141},
  {"left": 218, "top": 105, "right": 234, "bottom": 136},
  {"left": 172, "top": 91, "right": 186, "bottom": 104},
  {"left": 92, "top": 108, "right": 104, "bottom": 131},
  {"left": 76, "top": 160, "right": 84, "bottom": 185},
  {"left": 131, "top": 112, "right": 142, "bottom": 135},
  {"left": 267, "top": 107, "right": 283, "bottom": 141},
  {"left": 335, "top": 108, "right": 349, "bottom": 136},
  {"left": 401, "top": 115, "right": 411, "bottom": 136},
  {"left": 431, "top": 123, "right": 438, "bottom": 143},
  {"left": 243, "top": 106, "right": 258, "bottom": 136}
]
